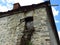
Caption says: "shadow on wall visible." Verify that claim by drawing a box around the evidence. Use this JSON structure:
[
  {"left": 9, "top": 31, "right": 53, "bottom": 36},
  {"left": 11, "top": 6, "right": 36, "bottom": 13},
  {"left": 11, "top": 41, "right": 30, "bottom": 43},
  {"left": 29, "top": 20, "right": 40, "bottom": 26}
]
[{"left": 16, "top": 16, "right": 35, "bottom": 45}]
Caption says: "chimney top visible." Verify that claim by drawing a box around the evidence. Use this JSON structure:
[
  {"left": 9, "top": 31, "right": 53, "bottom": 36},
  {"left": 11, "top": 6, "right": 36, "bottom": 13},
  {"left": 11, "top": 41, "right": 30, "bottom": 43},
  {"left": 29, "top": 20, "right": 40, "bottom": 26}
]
[{"left": 13, "top": 3, "right": 20, "bottom": 10}]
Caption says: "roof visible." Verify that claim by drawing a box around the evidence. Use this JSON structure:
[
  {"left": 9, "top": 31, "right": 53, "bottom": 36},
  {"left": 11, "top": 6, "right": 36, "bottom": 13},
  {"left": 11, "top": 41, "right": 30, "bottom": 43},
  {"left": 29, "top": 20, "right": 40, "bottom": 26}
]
[
  {"left": 0, "top": 1, "right": 60, "bottom": 45},
  {"left": 0, "top": 1, "right": 49, "bottom": 17}
]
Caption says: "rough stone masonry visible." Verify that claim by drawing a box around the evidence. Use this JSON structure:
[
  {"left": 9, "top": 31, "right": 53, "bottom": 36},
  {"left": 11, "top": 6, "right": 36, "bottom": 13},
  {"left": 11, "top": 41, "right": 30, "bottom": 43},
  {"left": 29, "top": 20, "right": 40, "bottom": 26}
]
[{"left": 0, "top": 8, "right": 51, "bottom": 45}]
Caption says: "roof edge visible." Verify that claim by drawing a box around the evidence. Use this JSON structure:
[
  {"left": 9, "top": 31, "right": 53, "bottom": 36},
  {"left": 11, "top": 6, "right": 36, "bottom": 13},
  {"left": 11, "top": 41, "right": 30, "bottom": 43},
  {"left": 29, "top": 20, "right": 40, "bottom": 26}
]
[{"left": 0, "top": 1, "right": 49, "bottom": 16}]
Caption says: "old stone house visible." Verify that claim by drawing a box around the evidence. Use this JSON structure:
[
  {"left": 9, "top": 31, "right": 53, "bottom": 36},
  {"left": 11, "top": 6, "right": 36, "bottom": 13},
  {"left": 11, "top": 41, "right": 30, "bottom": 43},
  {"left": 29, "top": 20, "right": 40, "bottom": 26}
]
[{"left": 0, "top": 1, "right": 59, "bottom": 45}]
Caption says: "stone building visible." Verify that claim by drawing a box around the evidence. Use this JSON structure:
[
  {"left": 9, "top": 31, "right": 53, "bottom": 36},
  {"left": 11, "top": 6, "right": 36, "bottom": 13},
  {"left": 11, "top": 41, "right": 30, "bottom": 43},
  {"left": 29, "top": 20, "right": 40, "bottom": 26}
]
[{"left": 0, "top": 1, "right": 59, "bottom": 45}]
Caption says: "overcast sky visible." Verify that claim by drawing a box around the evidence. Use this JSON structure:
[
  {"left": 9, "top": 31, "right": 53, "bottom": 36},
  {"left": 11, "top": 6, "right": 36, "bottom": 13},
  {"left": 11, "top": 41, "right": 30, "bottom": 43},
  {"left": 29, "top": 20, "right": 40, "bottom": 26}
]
[{"left": 0, "top": 0, "right": 60, "bottom": 39}]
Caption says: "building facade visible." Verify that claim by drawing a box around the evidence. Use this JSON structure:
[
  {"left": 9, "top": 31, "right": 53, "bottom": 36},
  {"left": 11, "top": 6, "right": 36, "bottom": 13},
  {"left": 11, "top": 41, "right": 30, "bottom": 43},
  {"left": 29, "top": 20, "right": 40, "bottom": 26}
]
[{"left": 0, "top": 1, "right": 59, "bottom": 45}]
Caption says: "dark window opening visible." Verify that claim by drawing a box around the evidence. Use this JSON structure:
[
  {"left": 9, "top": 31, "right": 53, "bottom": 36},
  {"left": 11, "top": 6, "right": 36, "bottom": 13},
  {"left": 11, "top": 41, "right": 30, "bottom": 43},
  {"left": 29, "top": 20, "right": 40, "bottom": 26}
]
[{"left": 20, "top": 16, "right": 35, "bottom": 45}]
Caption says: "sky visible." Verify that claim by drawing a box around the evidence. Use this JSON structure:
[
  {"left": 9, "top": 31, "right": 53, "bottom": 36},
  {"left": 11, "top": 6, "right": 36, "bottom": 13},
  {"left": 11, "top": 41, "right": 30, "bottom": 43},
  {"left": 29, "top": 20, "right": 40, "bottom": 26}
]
[
  {"left": 0, "top": 0, "right": 60, "bottom": 38},
  {"left": 50, "top": 0, "right": 60, "bottom": 39}
]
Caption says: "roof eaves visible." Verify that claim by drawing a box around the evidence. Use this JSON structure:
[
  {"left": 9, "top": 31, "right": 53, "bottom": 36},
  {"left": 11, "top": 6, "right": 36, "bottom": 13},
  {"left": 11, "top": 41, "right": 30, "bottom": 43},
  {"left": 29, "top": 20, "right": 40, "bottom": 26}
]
[{"left": 0, "top": 1, "right": 49, "bottom": 18}]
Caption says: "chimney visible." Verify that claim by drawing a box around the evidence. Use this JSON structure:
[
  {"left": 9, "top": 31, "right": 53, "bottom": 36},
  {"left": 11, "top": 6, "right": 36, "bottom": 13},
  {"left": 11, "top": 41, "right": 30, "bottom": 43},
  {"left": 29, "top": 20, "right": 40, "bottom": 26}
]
[{"left": 13, "top": 3, "right": 20, "bottom": 10}]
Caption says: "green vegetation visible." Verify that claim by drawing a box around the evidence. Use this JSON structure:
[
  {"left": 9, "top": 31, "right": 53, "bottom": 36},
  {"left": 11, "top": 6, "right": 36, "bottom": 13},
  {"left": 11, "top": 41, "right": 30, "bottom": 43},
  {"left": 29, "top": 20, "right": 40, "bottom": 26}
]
[
  {"left": 26, "top": 41, "right": 33, "bottom": 45},
  {"left": 29, "top": 41, "right": 33, "bottom": 45}
]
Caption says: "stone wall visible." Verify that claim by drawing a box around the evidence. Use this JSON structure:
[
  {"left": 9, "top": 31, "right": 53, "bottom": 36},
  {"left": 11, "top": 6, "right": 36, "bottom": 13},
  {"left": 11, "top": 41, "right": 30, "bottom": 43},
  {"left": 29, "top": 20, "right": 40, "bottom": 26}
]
[
  {"left": 0, "top": 8, "right": 51, "bottom": 45},
  {"left": 0, "top": 13, "right": 25, "bottom": 45},
  {"left": 31, "top": 8, "right": 51, "bottom": 45}
]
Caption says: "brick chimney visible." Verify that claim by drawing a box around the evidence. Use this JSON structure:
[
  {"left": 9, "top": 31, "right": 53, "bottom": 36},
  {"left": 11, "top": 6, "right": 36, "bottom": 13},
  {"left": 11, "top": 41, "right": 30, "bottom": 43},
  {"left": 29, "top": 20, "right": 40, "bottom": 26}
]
[{"left": 13, "top": 3, "right": 20, "bottom": 10}]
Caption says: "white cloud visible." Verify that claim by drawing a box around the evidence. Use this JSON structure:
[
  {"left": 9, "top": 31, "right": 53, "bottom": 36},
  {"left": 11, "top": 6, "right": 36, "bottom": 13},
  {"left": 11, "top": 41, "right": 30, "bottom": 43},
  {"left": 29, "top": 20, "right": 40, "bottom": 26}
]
[
  {"left": 58, "top": 31, "right": 60, "bottom": 39},
  {"left": 14, "top": 0, "right": 45, "bottom": 6},
  {"left": 55, "top": 20, "right": 60, "bottom": 23},
  {"left": 2, "top": 0, "right": 5, "bottom": 3},
  {"left": 0, "top": 5, "right": 8, "bottom": 12},
  {"left": 52, "top": 7, "right": 59, "bottom": 17},
  {"left": 2, "top": 0, "right": 14, "bottom": 4},
  {"left": 0, "top": 4, "right": 13, "bottom": 12},
  {"left": 52, "top": 7, "right": 59, "bottom": 24},
  {"left": 0, "top": 0, "right": 14, "bottom": 12},
  {"left": 6, "top": 4, "right": 13, "bottom": 10}
]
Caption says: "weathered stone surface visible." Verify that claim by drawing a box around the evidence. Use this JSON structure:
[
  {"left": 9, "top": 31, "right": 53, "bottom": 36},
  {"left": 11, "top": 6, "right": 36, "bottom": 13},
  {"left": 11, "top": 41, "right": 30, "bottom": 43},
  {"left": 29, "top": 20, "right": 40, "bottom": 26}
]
[
  {"left": 31, "top": 8, "right": 51, "bottom": 45},
  {"left": 0, "top": 13, "right": 25, "bottom": 45},
  {"left": 0, "top": 8, "right": 51, "bottom": 45}
]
